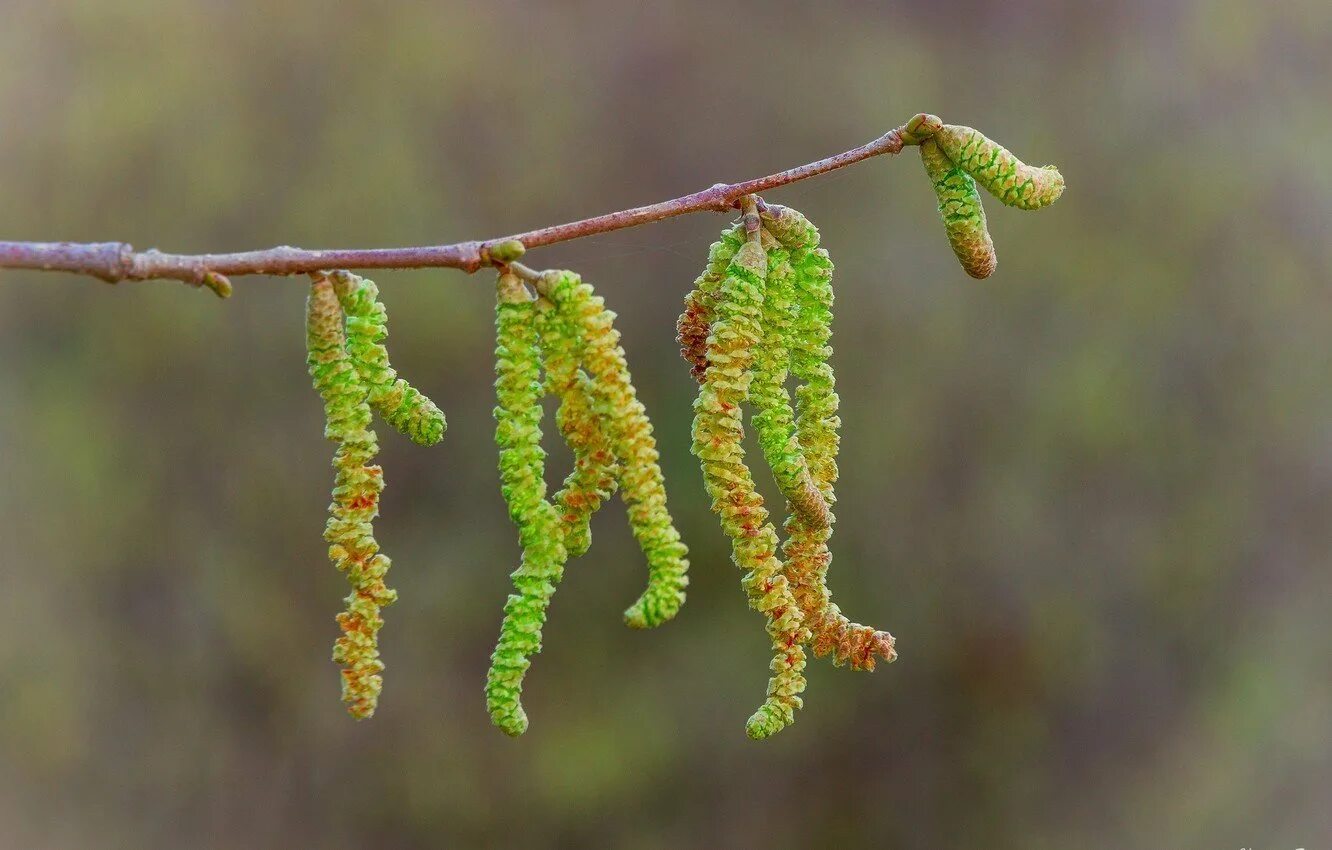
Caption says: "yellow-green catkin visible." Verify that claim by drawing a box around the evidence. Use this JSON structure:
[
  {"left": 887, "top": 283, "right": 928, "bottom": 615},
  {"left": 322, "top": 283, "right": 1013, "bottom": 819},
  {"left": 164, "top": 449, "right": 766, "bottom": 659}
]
[
  {"left": 306, "top": 274, "right": 396, "bottom": 719},
  {"left": 761, "top": 205, "right": 897, "bottom": 672},
  {"left": 486, "top": 272, "right": 570, "bottom": 736},
  {"left": 932, "top": 122, "right": 1065, "bottom": 211},
  {"left": 534, "top": 291, "right": 618, "bottom": 558},
  {"left": 542, "top": 270, "right": 690, "bottom": 629},
  {"left": 749, "top": 228, "right": 832, "bottom": 529},
  {"left": 678, "top": 224, "right": 744, "bottom": 383},
  {"left": 692, "top": 235, "right": 809, "bottom": 739},
  {"left": 919, "top": 138, "right": 997, "bottom": 279},
  {"left": 329, "top": 270, "right": 446, "bottom": 446}
]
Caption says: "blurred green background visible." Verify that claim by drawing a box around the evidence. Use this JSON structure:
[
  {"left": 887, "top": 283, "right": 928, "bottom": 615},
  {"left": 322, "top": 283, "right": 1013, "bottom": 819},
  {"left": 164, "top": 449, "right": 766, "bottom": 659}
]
[{"left": 1, "top": 1, "right": 1329, "bottom": 847}]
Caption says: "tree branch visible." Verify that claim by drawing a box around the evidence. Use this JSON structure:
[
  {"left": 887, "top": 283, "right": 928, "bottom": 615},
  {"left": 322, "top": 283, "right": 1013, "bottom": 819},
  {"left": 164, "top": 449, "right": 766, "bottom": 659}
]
[{"left": 0, "top": 119, "right": 914, "bottom": 295}]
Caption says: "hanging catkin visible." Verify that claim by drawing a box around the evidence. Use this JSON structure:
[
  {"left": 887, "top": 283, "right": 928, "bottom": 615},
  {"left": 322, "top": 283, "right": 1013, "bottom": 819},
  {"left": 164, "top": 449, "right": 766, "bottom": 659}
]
[
  {"left": 534, "top": 292, "right": 619, "bottom": 558},
  {"left": 749, "top": 228, "right": 832, "bottom": 529},
  {"left": 692, "top": 232, "right": 809, "bottom": 738},
  {"left": 678, "top": 224, "right": 744, "bottom": 382},
  {"left": 328, "top": 270, "right": 447, "bottom": 446},
  {"left": 306, "top": 273, "right": 397, "bottom": 719},
  {"left": 761, "top": 205, "right": 897, "bottom": 671},
  {"left": 919, "top": 138, "right": 997, "bottom": 279},
  {"left": 541, "top": 270, "right": 690, "bottom": 629},
  {"left": 486, "top": 272, "right": 570, "bottom": 736}
]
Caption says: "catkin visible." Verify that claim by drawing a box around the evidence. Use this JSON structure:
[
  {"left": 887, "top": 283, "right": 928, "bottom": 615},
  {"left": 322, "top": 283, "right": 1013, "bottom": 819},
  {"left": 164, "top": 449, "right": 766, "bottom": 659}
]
[
  {"left": 542, "top": 270, "right": 690, "bottom": 629},
  {"left": 919, "top": 139, "right": 997, "bottom": 279},
  {"left": 678, "top": 224, "right": 744, "bottom": 383},
  {"left": 306, "top": 274, "right": 396, "bottom": 719},
  {"left": 486, "top": 272, "right": 570, "bottom": 736},
  {"left": 761, "top": 205, "right": 897, "bottom": 672},
  {"left": 749, "top": 230, "right": 831, "bottom": 529},
  {"left": 535, "top": 291, "right": 619, "bottom": 558},
  {"left": 932, "top": 123, "right": 1065, "bottom": 211},
  {"left": 692, "top": 237, "right": 809, "bottom": 739},
  {"left": 328, "top": 270, "right": 446, "bottom": 446}
]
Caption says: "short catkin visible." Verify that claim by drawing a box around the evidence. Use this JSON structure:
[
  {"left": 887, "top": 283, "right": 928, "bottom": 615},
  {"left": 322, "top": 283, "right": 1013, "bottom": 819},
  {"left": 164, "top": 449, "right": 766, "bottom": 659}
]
[
  {"left": 919, "top": 138, "right": 997, "bottom": 279},
  {"left": 542, "top": 270, "right": 691, "bottom": 629},
  {"left": 486, "top": 272, "right": 571, "bottom": 736},
  {"left": 761, "top": 205, "right": 897, "bottom": 671},
  {"left": 329, "top": 270, "right": 447, "bottom": 446},
  {"left": 692, "top": 235, "right": 809, "bottom": 739},
  {"left": 932, "top": 123, "right": 1065, "bottom": 211},
  {"left": 306, "top": 273, "right": 397, "bottom": 719}
]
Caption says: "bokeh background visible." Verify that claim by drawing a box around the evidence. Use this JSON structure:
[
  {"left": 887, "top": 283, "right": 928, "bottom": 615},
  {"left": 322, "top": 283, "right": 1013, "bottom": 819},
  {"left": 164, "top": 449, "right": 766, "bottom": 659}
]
[{"left": 2, "top": 1, "right": 1329, "bottom": 847}]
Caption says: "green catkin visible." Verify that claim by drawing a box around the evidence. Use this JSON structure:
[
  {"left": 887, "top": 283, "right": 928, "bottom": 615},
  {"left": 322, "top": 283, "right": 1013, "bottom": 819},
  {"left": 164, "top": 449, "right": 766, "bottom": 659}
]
[
  {"left": 306, "top": 274, "right": 396, "bottom": 719},
  {"left": 534, "top": 292, "right": 618, "bottom": 558},
  {"left": 761, "top": 205, "right": 897, "bottom": 671},
  {"left": 541, "top": 270, "right": 690, "bottom": 629},
  {"left": 677, "top": 224, "right": 744, "bottom": 382},
  {"left": 931, "top": 121, "right": 1065, "bottom": 211},
  {"left": 329, "top": 270, "right": 447, "bottom": 446},
  {"left": 692, "top": 235, "right": 809, "bottom": 739},
  {"left": 486, "top": 272, "right": 570, "bottom": 736},
  {"left": 919, "top": 138, "right": 997, "bottom": 279},
  {"left": 749, "top": 229, "right": 831, "bottom": 529}
]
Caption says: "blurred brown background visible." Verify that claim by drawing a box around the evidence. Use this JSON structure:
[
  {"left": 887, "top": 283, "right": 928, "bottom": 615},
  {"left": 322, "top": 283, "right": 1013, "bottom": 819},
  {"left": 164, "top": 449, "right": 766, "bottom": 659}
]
[{"left": 1, "top": 1, "right": 1329, "bottom": 847}]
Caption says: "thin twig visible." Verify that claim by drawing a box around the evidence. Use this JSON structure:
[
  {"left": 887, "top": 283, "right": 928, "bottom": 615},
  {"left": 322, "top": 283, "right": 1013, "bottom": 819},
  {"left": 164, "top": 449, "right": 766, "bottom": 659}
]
[{"left": 0, "top": 120, "right": 914, "bottom": 294}]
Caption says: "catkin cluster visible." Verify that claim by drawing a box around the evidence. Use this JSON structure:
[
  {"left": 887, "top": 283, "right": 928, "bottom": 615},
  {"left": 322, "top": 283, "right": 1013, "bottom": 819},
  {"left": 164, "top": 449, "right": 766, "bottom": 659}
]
[
  {"left": 306, "top": 271, "right": 445, "bottom": 719},
  {"left": 901, "top": 112, "right": 1065, "bottom": 278},
  {"left": 487, "top": 268, "right": 689, "bottom": 735},
  {"left": 683, "top": 203, "right": 897, "bottom": 739}
]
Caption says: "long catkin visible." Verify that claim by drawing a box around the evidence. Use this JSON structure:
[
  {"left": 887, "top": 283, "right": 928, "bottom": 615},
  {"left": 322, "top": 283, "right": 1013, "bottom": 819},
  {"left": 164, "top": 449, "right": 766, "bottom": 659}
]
[
  {"left": 306, "top": 274, "right": 397, "bottom": 719},
  {"left": 486, "top": 272, "right": 571, "bottom": 736},
  {"left": 692, "top": 237, "right": 809, "bottom": 738},
  {"left": 761, "top": 206, "right": 896, "bottom": 671}
]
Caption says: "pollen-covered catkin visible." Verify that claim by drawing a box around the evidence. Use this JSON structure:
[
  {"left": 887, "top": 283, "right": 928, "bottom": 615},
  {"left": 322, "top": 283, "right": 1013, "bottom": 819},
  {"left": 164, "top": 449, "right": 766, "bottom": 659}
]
[
  {"left": 678, "top": 224, "right": 744, "bottom": 382},
  {"left": 306, "top": 274, "right": 396, "bottom": 719},
  {"left": 329, "top": 270, "right": 446, "bottom": 446},
  {"left": 542, "top": 270, "right": 690, "bottom": 629},
  {"left": 535, "top": 292, "right": 618, "bottom": 558},
  {"left": 486, "top": 272, "right": 570, "bottom": 736},
  {"left": 919, "top": 138, "right": 997, "bottom": 279},
  {"left": 692, "top": 237, "right": 809, "bottom": 739},
  {"left": 761, "top": 205, "right": 896, "bottom": 671},
  {"left": 932, "top": 123, "right": 1065, "bottom": 211}
]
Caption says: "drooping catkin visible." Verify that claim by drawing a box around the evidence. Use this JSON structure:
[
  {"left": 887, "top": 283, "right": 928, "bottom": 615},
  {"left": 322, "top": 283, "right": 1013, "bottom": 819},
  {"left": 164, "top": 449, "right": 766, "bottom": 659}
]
[
  {"left": 749, "top": 229, "right": 831, "bottom": 529},
  {"left": 329, "top": 270, "right": 447, "bottom": 446},
  {"left": 919, "top": 138, "right": 997, "bottom": 279},
  {"left": 761, "top": 205, "right": 897, "bottom": 671},
  {"left": 486, "top": 272, "right": 570, "bottom": 736},
  {"left": 534, "top": 291, "right": 618, "bottom": 558},
  {"left": 931, "top": 122, "right": 1065, "bottom": 211},
  {"left": 542, "top": 270, "right": 690, "bottom": 629},
  {"left": 692, "top": 236, "right": 809, "bottom": 739},
  {"left": 678, "top": 224, "right": 744, "bottom": 382},
  {"left": 306, "top": 274, "right": 396, "bottom": 719}
]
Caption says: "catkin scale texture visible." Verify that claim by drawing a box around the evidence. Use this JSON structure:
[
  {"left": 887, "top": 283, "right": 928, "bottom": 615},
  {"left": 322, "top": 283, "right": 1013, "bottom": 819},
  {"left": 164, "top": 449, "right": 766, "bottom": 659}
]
[
  {"left": 933, "top": 123, "right": 1065, "bottom": 211},
  {"left": 919, "top": 139, "right": 997, "bottom": 279}
]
